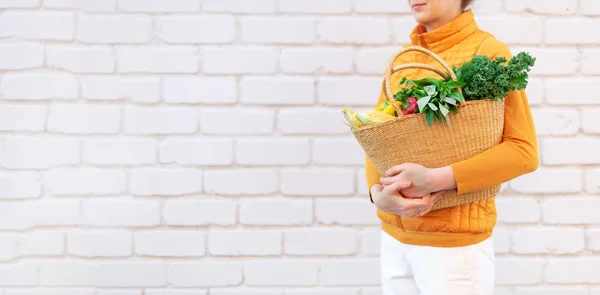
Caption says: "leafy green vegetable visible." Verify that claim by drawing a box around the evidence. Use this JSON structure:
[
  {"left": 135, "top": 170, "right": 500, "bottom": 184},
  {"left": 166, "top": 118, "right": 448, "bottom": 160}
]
[{"left": 453, "top": 52, "right": 536, "bottom": 101}]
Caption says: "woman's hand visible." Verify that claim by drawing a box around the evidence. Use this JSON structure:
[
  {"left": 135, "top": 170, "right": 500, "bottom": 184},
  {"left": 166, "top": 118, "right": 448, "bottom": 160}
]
[
  {"left": 380, "top": 163, "right": 457, "bottom": 199},
  {"left": 370, "top": 181, "right": 445, "bottom": 218}
]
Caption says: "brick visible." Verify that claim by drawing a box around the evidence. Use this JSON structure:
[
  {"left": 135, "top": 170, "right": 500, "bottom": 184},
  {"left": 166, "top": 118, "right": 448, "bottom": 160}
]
[
  {"left": 280, "top": 0, "right": 352, "bottom": 13},
  {"left": 0, "top": 42, "right": 44, "bottom": 70},
  {"left": 209, "top": 230, "right": 282, "bottom": 256},
  {"left": 1, "top": 73, "right": 78, "bottom": 100},
  {"left": 240, "top": 198, "right": 312, "bottom": 226},
  {"left": 391, "top": 17, "right": 418, "bottom": 43},
  {"left": 45, "top": 0, "right": 117, "bottom": 11},
  {"left": 543, "top": 197, "right": 600, "bottom": 225},
  {"left": 165, "top": 77, "right": 236, "bottom": 104},
  {"left": 0, "top": 172, "right": 41, "bottom": 200},
  {"left": 493, "top": 227, "right": 510, "bottom": 254},
  {"left": 67, "top": 230, "right": 132, "bottom": 257},
  {"left": 495, "top": 197, "right": 540, "bottom": 224},
  {"left": 524, "top": 78, "right": 543, "bottom": 106},
  {"left": 0, "top": 200, "right": 80, "bottom": 230},
  {"left": 510, "top": 47, "right": 577, "bottom": 75},
  {"left": 6, "top": 289, "right": 95, "bottom": 295},
  {"left": 48, "top": 104, "right": 121, "bottom": 134},
  {"left": 285, "top": 229, "right": 357, "bottom": 256},
  {"left": 77, "top": 14, "right": 151, "bottom": 44},
  {"left": 46, "top": 45, "right": 114, "bottom": 73},
  {"left": 0, "top": 0, "right": 39, "bottom": 8},
  {"left": 244, "top": 260, "right": 318, "bottom": 286},
  {"left": 83, "top": 138, "right": 155, "bottom": 166},
  {"left": 313, "top": 138, "right": 365, "bottom": 165},
  {"left": 130, "top": 168, "right": 202, "bottom": 196},
  {"left": 124, "top": 106, "right": 197, "bottom": 135},
  {"left": 236, "top": 138, "right": 309, "bottom": 166},
  {"left": 241, "top": 17, "right": 315, "bottom": 44},
  {"left": 164, "top": 200, "right": 236, "bottom": 226},
  {"left": 212, "top": 290, "right": 281, "bottom": 295},
  {"left": 355, "top": 0, "right": 411, "bottom": 13},
  {"left": 168, "top": 262, "right": 242, "bottom": 287},
  {"left": 548, "top": 79, "right": 600, "bottom": 105},
  {"left": 82, "top": 76, "right": 159, "bottom": 103},
  {"left": 160, "top": 138, "right": 232, "bottom": 166},
  {"left": 201, "top": 108, "right": 274, "bottom": 135},
  {"left": 511, "top": 227, "right": 584, "bottom": 254},
  {"left": 515, "top": 287, "right": 587, "bottom": 295},
  {"left": 203, "top": 0, "right": 275, "bottom": 13},
  {"left": 241, "top": 77, "right": 314, "bottom": 105},
  {"left": 145, "top": 291, "right": 206, "bottom": 295},
  {"left": 0, "top": 262, "right": 38, "bottom": 286},
  {"left": 278, "top": 108, "right": 349, "bottom": 135},
  {"left": 118, "top": 46, "right": 198, "bottom": 73},
  {"left": 586, "top": 169, "right": 600, "bottom": 194},
  {"left": 477, "top": 17, "right": 542, "bottom": 44},
  {"left": 316, "top": 199, "right": 379, "bottom": 225},
  {"left": 119, "top": 0, "right": 200, "bottom": 12},
  {"left": 546, "top": 258, "right": 600, "bottom": 283},
  {"left": 281, "top": 48, "right": 353, "bottom": 74},
  {"left": 531, "top": 109, "right": 579, "bottom": 136},
  {"left": 37, "top": 261, "right": 93, "bottom": 286},
  {"left": 495, "top": 258, "right": 544, "bottom": 285},
  {"left": 320, "top": 259, "right": 379, "bottom": 286},
  {"left": 318, "top": 18, "right": 390, "bottom": 44},
  {"left": 281, "top": 168, "right": 355, "bottom": 196},
  {"left": 204, "top": 48, "right": 277, "bottom": 74},
  {"left": 546, "top": 19, "right": 600, "bottom": 44},
  {"left": 0, "top": 233, "right": 19, "bottom": 261},
  {"left": 84, "top": 78, "right": 152, "bottom": 103},
  {"left": 98, "top": 290, "right": 142, "bottom": 295},
  {"left": 361, "top": 289, "right": 383, "bottom": 295},
  {"left": 96, "top": 262, "right": 166, "bottom": 287},
  {"left": 588, "top": 229, "right": 600, "bottom": 251},
  {"left": 543, "top": 138, "right": 600, "bottom": 165},
  {"left": 0, "top": 11, "right": 73, "bottom": 40},
  {"left": 510, "top": 168, "right": 582, "bottom": 194},
  {"left": 582, "top": 49, "right": 600, "bottom": 74},
  {"left": 287, "top": 289, "right": 359, "bottom": 295},
  {"left": 19, "top": 231, "right": 64, "bottom": 256},
  {"left": 505, "top": 0, "right": 577, "bottom": 14},
  {"left": 356, "top": 47, "right": 398, "bottom": 74},
  {"left": 158, "top": 15, "right": 234, "bottom": 44},
  {"left": 360, "top": 228, "right": 381, "bottom": 256},
  {"left": 357, "top": 168, "right": 369, "bottom": 197},
  {"left": 581, "top": 0, "right": 600, "bottom": 15},
  {"left": 0, "top": 136, "right": 79, "bottom": 169},
  {"left": 83, "top": 199, "right": 160, "bottom": 227},
  {"left": 0, "top": 105, "right": 46, "bottom": 132},
  {"left": 204, "top": 169, "right": 277, "bottom": 196},
  {"left": 48, "top": 168, "right": 126, "bottom": 196},
  {"left": 135, "top": 231, "right": 205, "bottom": 257},
  {"left": 582, "top": 109, "right": 600, "bottom": 134},
  {"left": 319, "top": 77, "right": 382, "bottom": 106},
  {"left": 471, "top": 0, "right": 503, "bottom": 14}
]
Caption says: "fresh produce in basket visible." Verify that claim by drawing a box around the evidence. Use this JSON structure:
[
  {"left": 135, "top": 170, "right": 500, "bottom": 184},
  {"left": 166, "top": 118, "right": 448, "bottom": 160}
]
[
  {"left": 344, "top": 46, "right": 535, "bottom": 211},
  {"left": 343, "top": 51, "right": 536, "bottom": 128}
]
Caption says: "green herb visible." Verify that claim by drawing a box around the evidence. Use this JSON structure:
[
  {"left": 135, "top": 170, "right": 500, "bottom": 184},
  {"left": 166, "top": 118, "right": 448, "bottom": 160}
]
[
  {"left": 395, "top": 77, "right": 465, "bottom": 126},
  {"left": 453, "top": 52, "right": 536, "bottom": 101}
]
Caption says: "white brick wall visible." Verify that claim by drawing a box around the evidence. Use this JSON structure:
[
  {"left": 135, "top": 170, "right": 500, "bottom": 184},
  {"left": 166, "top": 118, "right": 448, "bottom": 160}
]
[{"left": 0, "top": 1, "right": 596, "bottom": 294}]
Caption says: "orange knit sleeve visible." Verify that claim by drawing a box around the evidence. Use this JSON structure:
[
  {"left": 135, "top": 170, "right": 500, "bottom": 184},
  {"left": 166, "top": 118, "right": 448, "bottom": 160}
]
[{"left": 449, "top": 39, "right": 539, "bottom": 194}]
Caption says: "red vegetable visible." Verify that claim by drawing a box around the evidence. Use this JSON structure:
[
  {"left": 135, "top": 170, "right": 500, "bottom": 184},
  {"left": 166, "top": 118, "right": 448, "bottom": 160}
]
[{"left": 402, "top": 97, "right": 418, "bottom": 115}]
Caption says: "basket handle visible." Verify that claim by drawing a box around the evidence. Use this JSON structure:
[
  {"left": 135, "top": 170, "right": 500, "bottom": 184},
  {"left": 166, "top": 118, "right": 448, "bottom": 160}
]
[{"left": 382, "top": 46, "right": 457, "bottom": 116}]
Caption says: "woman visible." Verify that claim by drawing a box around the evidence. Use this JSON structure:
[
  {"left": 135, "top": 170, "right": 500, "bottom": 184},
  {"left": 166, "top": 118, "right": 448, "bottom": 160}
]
[{"left": 366, "top": 0, "right": 539, "bottom": 294}]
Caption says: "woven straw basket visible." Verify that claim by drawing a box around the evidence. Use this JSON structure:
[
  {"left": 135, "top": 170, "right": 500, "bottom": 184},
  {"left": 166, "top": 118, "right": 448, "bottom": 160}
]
[{"left": 353, "top": 46, "right": 505, "bottom": 211}]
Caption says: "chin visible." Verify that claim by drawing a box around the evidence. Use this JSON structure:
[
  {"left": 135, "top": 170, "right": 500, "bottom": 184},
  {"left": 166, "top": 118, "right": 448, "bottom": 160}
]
[{"left": 412, "top": 14, "right": 433, "bottom": 26}]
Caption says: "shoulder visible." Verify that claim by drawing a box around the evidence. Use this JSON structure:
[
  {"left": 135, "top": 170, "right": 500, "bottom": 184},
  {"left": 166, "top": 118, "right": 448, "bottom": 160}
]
[{"left": 476, "top": 33, "right": 513, "bottom": 60}]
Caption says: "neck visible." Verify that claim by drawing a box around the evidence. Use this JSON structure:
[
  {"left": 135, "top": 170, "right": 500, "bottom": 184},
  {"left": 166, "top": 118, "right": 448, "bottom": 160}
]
[{"left": 424, "top": 9, "right": 463, "bottom": 31}]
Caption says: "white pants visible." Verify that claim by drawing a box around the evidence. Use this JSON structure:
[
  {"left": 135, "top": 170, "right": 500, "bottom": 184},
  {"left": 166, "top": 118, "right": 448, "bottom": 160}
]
[{"left": 381, "top": 230, "right": 495, "bottom": 295}]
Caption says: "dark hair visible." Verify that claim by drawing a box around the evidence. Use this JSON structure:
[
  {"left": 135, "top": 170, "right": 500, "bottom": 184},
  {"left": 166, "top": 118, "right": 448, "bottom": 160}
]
[{"left": 462, "top": 0, "right": 474, "bottom": 10}]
